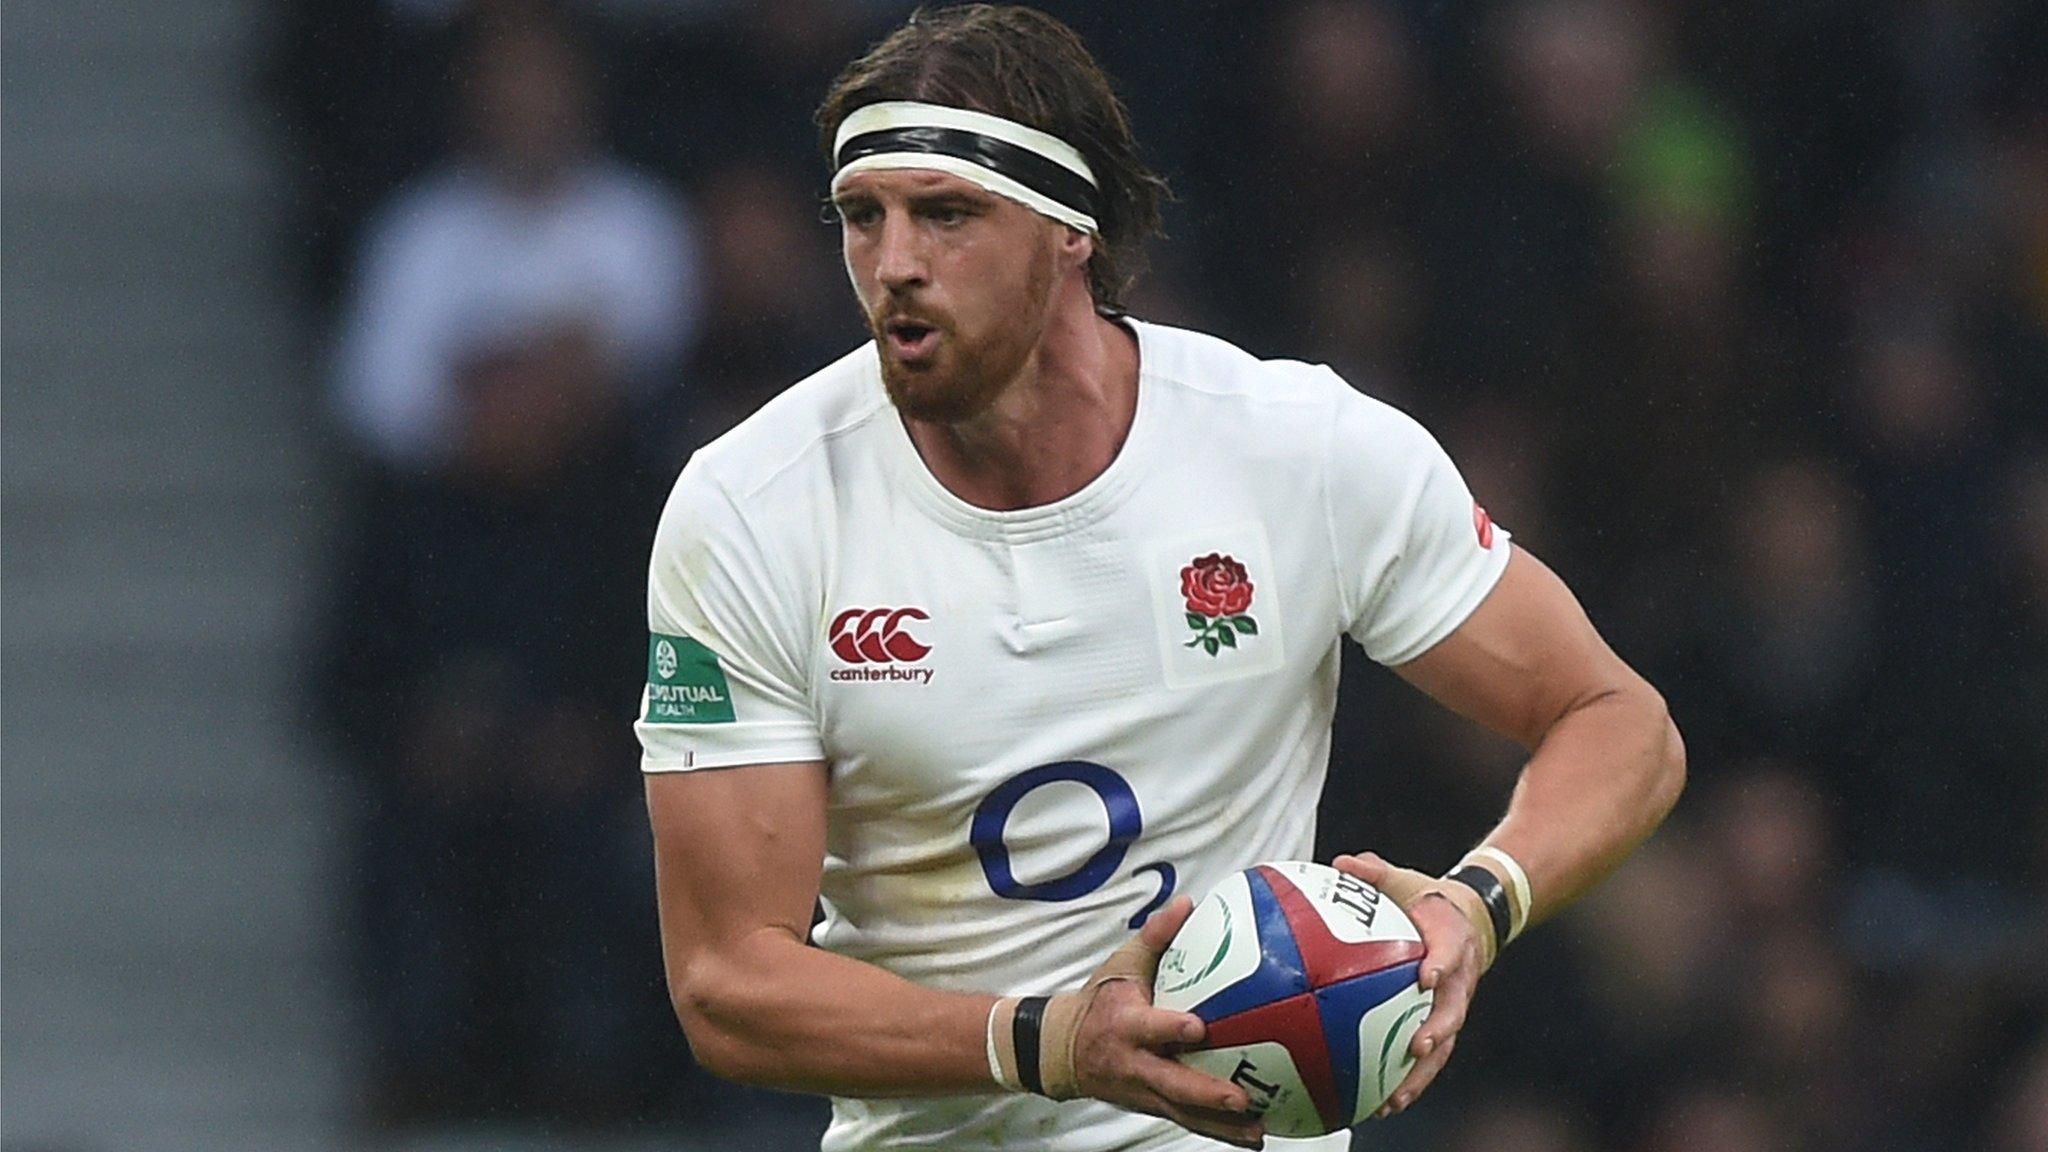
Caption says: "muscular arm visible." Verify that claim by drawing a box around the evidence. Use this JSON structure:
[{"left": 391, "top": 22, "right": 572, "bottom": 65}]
[
  {"left": 1334, "top": 546, "right": 1683, "bottom": 1118},
  {"left": 648, "top": 762, "right": 1259, "bottom": 1143},
  {"left": 647, "top": 762, "right": 996, "bottom": 1095},
  {"left": 1393, "top": 545, "right": 1687, "bottom": 923}
]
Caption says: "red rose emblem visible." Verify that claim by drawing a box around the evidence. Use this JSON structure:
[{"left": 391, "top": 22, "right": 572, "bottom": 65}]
[
  {"left": 1178, "top": 554, "right": 1260, "bottom": 657},
  {"left": 1182, "top": 553, "right": 1254, "bottom": 619}
]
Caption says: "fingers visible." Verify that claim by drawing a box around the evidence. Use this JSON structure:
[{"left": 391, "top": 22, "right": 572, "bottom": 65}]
[
  {"left": 1139, "top": 894, "right": 1197, "bottom": 952},
  {"left": 1410, "top": 946, "right": 1476, "bottom": 1056},
  {"left": 1076, "top": 968, "right": 1264, "bottom": 1147},
  {"left": 1077, "top": 987, "right": 1240, "bottom": 1103},
  {"left": 1127, "top": 1057, "right": 1263, "bottom": 1148},
  {"left": 1411, "top": 894, "right": 1469, "bottom": 991},
  {"left": 1098, "top": 1028, "right": 1263, "bottom": 1147},
  {"left": 1126, "top": 1004, "right": 1206, "bottom": 1051},
  {"left": 1375, "top": 1033, "right": 1455, "bottom": 1119},
  {"left": 1332, "top": 851, "right": 1384, "bottom": 884},
  {"left": 1380, "top": 923, "right": 1480, "bottom": 1119},
  {"left": 1333, "top": 852, "right": 1432, "bottom": 906},
  {"left": 1132, "top": 1049, "right": 1253, "bottom": 1115},
  {"left": 1328, "top": 851, "right": 1487, "bottom": 1122},
  {"left": 1143, "top": 1094, "right": 1266, "bottom": 1150}
]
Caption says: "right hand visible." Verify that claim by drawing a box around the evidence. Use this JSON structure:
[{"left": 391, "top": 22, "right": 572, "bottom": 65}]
[
  {"left": 1057, "top": 897, "right": 1268, "bottom": 1149},
  {"left": 1333, "top": 852, "right": 1490, "bottom": 1119}
]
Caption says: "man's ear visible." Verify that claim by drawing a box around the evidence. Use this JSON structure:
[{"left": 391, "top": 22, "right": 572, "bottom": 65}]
[{"left": 1061, "top": 225, "right": 1095, "bottom": 271}]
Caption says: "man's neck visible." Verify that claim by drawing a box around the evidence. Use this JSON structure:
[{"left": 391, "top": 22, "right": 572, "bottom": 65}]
[{"left": 903, "top": 302, "right": 1140, "bottom": 512}]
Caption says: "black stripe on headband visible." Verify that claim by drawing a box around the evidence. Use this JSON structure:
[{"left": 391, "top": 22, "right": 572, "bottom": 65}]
[{"left": 836, "top": 126, "right": 1100, "bottom": 222}]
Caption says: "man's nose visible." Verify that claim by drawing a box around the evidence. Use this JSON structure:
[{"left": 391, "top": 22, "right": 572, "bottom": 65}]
[{"left": 874, "top": 212, "right": 927, "bottom": 289}]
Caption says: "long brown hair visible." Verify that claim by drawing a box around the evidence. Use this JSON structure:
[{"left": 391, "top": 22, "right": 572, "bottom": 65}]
[{"left": 817, "top": 4, "right": 1170, "bottom": 310}]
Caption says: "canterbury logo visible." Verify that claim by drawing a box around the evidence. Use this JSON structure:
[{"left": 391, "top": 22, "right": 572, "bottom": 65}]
[{"left": 829, "top": 607, "right": 931, "bottom": 664}]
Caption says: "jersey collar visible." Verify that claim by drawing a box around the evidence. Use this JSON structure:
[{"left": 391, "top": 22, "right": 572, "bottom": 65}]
[{"left": 880, "top": 317, "right": 1158, "bottom": 544}]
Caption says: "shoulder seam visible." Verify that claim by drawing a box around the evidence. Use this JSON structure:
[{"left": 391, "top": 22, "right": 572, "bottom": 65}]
[
  {"left": 691, "top": 348, "right": 892, "bottom": 503},
  {"left": 1319, "top": 370, "right": 1355, "bottom": 632},
  {"left": 732, "top": 392, "right": 893, "bottom": 502},
  {"left": 1140, "top": 360, "right": 1331, "bottom": 406}
]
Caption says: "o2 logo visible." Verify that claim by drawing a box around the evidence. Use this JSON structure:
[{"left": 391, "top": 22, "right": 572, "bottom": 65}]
[{"left": 970, "top": 761, "right": 1177, "bottom": 929}]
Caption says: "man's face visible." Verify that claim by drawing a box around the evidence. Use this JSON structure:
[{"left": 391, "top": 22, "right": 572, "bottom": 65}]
[{"left": 834, "top": 168, "right": 1069, "bottom": 422}]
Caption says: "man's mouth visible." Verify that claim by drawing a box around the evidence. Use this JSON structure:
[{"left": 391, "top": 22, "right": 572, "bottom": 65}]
[{"left": 883, "top": 318, "right": 940, "bottom": 360}]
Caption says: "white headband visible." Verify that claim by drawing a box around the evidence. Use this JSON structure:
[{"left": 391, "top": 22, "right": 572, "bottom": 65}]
[{"left": 831, "top": 100, "right": 1102, "bottom": 235}]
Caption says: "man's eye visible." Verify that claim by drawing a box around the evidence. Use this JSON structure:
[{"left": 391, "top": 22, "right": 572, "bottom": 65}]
[
  {"left": 838, "top": 204, "right": 880, "bottom": 227},
  {"left": 927, "top": 206, "right": 971, "bottom": 225}
]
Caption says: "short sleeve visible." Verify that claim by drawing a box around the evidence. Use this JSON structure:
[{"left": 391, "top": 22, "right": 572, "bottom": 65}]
[
  {"left": 636, "top": 460, "right": 825, "bottom": 771},
  {"left": 1324, "top": 374, "right": 1513, "bottom": 665}
]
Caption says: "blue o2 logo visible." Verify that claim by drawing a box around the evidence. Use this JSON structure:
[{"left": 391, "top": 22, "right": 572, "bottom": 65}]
[
  {"left": 971, "top": 762, "right": 1138, "bottom": 900},
  {"left": 970, "top": 761, "right": 1177, "bottom": 928}
]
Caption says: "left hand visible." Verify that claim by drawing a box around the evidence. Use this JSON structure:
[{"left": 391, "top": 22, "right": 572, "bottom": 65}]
[
  {"left": 1332, "top": 851, "right": 1496, "bottom": 1119},
  {"left": 1060, "top": 897, "right": 1267, "bottom": 1148}
]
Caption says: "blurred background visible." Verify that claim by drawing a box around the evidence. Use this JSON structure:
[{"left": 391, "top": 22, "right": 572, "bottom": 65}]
[{"left": 2, "top": 0, "right": 2044, "bottom": 1149}]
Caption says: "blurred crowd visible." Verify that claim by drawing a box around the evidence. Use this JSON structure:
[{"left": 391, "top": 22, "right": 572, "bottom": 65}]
[{"left": 260, "top": 1, "right": 2046, "bottom": 1149}]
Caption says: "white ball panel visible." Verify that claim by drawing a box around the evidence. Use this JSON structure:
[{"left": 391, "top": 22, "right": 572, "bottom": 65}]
[
  {"left": 1179, "top": 1041, "right": 1326, "bottom": 1139},
  {"left": 1351, "top": 980, "right": 1433, "bottom": 1117},
  {"left": 1154, "top": 872, "right": 1262, "bottom": 1012}
]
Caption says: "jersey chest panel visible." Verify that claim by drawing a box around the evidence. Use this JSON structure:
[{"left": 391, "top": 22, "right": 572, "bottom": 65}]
[{"left": 809, "top": 476, "right": 1342, "bottom": 919}]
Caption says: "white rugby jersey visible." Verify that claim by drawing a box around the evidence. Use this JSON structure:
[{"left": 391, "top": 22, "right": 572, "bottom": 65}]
[{"left": 637, "top": 319, "right": 1511, "bottom": 1152}]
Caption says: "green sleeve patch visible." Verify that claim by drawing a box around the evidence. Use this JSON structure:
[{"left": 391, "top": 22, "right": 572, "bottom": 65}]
[{"left": 645, "top": 633, "right": 736, "bottom": 724}]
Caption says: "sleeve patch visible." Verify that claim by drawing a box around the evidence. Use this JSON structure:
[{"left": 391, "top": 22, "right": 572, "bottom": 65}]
[{"left": 645, "top": 633, "right": 736, "bottom": 724}]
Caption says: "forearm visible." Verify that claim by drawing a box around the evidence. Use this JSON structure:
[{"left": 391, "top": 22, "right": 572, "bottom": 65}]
[
  {"left": 1477, "top": 685, "right": 1685, "bottom": 929},
  {"left": 674, "top": 926, "right": 998, "bottom": 1097}
]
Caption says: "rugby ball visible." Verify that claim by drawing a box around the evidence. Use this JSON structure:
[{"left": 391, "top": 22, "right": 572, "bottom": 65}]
[{"left": 1153, "top": 861, "right": 1432, "bottom": 1136}]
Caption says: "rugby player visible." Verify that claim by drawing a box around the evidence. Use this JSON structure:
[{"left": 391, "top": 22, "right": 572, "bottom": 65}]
[{"left": 638, "top": 7, "right": 1685, "bottom": 1150}]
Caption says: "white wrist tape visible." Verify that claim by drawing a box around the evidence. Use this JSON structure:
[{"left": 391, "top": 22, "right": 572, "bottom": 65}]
[
  {"left": 1463, "top": 846, "right": 1533, "bottom": 942},
  {"left": 986, "top": 998, "right": 1024, "bottom": 1092}
]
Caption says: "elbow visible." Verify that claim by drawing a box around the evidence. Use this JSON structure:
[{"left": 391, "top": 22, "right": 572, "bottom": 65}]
[{"left": 668, "top": 958, "right": 772, "bottom": 1086}]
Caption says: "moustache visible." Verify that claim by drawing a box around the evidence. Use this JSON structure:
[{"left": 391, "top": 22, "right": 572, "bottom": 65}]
[{"left": 872, "top": 307, "right": 948, "bottom": 336}]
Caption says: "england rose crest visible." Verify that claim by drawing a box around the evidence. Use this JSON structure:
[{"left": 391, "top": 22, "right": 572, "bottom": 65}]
[{"left": 1181, "top": 553, "right": 1258, "bottom": 656}]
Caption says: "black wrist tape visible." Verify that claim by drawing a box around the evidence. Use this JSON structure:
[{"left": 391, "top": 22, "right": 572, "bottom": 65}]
[
  {"left": 1446, "top": 864, "right": 1511, "bottom": 951},
  {"left": 1013, "top": 995, "right": 1050, "bottom": 1096}
]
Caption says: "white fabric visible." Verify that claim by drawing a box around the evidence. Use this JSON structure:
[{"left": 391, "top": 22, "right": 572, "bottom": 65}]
[
  {"left": 332, "top": 162, "right": 703, "bottom": 466},
  {"left": 636, "top": 319, "right": 1511, "bottom": 1152},
  {"left": 831, "top": 100, "right": 1101, "bottom": 235},
  {"left": 834, "top": 100, "right": 1099, "bottom": 184},
  {"left": 833, "top": 152, "right": 1101, "bottom": 235}
]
